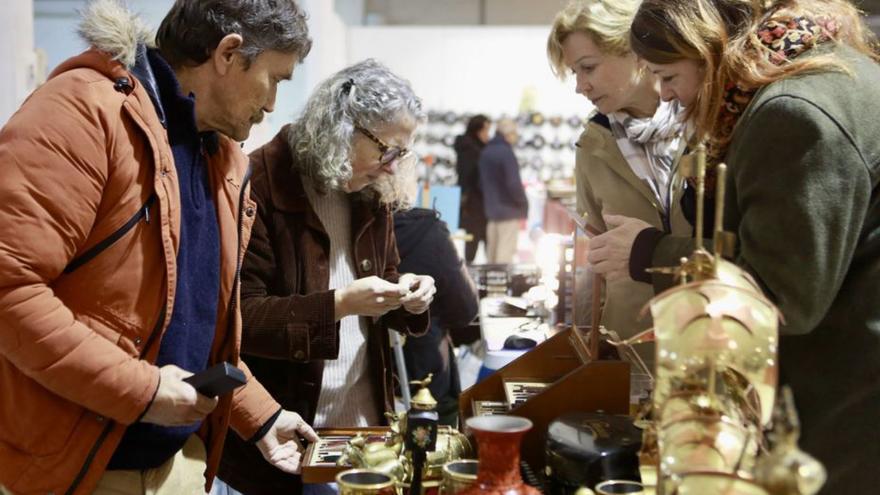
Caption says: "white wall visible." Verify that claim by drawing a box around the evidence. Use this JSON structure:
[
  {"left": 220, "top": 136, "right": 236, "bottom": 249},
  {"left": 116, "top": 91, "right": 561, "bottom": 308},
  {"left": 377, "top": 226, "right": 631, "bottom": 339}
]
[
  {"left": 0, "top": 0, "right": 36, "bottom": 125},
  {"left": 362, "top": 0, "right": 569, "bottom": 25},
  {"left": 347, "top": 26, "right": 588, "bottom": 116},
  {"left": 34, "top": 0, "right": 172, "bottom": 73},
  {"left": 347, "top": 26, "right": 594, "bottom": 189}
]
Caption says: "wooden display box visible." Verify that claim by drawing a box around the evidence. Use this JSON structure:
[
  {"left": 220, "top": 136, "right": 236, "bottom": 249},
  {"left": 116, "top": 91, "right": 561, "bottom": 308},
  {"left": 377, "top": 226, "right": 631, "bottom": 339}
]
[
  {"left": 302, "top": 427, "right": 392, "bottom": 483},
  {"left": 459, "top": 325, "right": 630, "bottom": 472}
]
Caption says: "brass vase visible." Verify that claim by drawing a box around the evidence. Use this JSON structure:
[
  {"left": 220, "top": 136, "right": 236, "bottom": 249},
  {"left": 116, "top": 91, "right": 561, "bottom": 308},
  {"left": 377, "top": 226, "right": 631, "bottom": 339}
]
[
  {"left": 595, "top": 479, "right": 645, "bottom": 494},
  {"left": 439, "top": 459, "right": 478, "bottom": 494},
  {"left": 336, "top": 469, "right": 397, "bottom": 495},
  {"left": 456, "top": 416, "right": 540, "bottom": 495}
]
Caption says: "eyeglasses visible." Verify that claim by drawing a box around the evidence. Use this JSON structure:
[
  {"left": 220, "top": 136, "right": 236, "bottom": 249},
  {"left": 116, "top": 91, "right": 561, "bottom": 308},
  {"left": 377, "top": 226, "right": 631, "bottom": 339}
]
[{"left": 355, "top": 124, "right": 410, "bottom": 166}]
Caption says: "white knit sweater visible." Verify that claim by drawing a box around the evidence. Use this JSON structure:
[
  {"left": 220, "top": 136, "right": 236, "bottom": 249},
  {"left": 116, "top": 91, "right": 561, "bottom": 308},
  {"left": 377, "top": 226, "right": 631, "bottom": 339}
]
[{"left": 305, "top": 180, "right": 380, "bottom": 428}]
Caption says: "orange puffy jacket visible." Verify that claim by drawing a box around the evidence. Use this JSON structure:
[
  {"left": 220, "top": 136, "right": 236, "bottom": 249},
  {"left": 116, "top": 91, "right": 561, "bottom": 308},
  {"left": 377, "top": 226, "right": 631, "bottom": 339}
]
[{"left": 0, "top": 8, "right": 281, "bottom": 495}]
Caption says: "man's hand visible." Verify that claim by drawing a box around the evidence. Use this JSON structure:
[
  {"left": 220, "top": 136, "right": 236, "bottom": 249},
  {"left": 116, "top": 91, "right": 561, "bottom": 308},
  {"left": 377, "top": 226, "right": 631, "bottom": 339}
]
[
  {"left": 398, "top": 273, "right": 436, "bottom": 315},
  {"left": 141, "top": 365, "right": 218, "bottom": 426},
  {"left": 335, "top": 276, "right": 407, "bottom": 319},
  {"left": 587, "top": 214, "right": 653, "bottom": 282},
  {"left": 256, "top": 410, "right": 320, "bottom": 474}
]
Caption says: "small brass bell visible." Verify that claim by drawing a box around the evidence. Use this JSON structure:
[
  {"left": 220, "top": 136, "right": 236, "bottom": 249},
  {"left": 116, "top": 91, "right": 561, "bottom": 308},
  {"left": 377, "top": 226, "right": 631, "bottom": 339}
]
[
  {"left": 406, "top": 374, "right": 439, "bottom": 495},
  {"left": 410, "top": 374, "right": 438, "bottom": 411}
]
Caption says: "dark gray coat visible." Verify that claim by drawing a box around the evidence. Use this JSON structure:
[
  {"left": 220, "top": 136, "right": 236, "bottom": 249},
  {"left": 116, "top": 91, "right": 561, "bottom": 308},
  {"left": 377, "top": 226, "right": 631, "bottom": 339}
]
[{"left": 652, "top": 46, "right": 880, "bottom": 493}]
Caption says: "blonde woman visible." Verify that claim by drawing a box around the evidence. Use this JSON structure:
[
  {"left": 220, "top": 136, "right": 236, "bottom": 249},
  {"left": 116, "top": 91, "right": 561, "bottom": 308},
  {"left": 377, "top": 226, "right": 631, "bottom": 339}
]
[{"left": 547, "top": 0, "right": 691, "bottom": 351}]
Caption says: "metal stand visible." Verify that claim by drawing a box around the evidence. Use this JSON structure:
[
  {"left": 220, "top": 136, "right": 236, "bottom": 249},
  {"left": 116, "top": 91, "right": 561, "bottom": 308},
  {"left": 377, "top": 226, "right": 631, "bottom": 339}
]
[{"left": 390, "top": 329, "right": 411, "bottom": 410}]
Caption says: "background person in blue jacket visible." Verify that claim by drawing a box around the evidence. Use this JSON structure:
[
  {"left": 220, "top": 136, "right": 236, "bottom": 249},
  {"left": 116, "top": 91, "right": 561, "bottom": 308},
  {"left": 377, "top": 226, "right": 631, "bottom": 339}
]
[{"left": 478, "top": 118, "right": 529, "bottom": 264}]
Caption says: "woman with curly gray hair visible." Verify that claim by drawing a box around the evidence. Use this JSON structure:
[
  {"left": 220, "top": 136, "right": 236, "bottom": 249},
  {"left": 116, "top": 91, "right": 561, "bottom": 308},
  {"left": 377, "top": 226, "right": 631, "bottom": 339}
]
[
  {"left": 217, "top": 59, "right": 436, "bottom": 495},
  {"left": 289, "top": 59, "right": 425, "bottom": 203}
]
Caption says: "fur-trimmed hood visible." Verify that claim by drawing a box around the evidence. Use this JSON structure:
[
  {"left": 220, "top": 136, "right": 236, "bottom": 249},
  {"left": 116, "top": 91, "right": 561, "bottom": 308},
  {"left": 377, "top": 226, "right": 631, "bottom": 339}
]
[
  {"left": 77, "top": 0, "right": 151, "bottom": 68},
  {"left": 46, "top": 0, "right": 165, "bottom": 124}
]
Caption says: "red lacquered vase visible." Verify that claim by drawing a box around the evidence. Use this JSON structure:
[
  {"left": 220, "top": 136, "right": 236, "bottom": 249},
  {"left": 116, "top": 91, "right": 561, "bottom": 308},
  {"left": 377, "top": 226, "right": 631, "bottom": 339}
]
[{"left": 456, "top": 415, "right": 540, "bottom": 495}]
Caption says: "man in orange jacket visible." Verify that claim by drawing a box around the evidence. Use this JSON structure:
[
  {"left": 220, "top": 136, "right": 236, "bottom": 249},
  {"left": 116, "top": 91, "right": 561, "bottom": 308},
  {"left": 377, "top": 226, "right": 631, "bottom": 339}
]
[{"left": 0, "top": 1, "right": 317, "bottom": 493}]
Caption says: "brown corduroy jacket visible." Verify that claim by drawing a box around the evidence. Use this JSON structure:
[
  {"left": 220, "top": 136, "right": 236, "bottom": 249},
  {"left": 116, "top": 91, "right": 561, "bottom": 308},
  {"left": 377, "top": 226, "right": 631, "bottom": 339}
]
[{"left": 219, "top": 126, "right": 430, "bottom": 495}]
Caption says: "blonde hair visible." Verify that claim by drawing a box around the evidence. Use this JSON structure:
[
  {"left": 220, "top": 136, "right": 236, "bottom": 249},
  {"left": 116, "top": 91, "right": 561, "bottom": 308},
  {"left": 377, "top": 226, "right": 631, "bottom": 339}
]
[
  {"left": 630, "top": 0, "right": 878, "bottom": 145},
  {"left": 547, "top": 0, "right": 643, "bottom": 79}
]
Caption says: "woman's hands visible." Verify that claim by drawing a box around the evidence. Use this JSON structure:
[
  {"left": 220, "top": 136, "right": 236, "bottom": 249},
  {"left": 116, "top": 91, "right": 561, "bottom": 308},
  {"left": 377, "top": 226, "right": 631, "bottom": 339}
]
[
  {"left": 587, "top": 214, "right": 653, "bottom": 281},
  {"left": 398, "top": 273, "right": 436, "bottom": 315},
  {"left": 334, "top": 274, "right": 436, "bottom": 320},
  {"left": 335, "top": 276, "right": 407, "bottom": 319}
]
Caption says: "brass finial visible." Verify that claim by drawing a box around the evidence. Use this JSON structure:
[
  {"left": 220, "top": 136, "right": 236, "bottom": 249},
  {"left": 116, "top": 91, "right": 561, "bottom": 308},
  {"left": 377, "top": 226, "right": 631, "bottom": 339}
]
[
  {"left": 650, "top": 145, "right": 737, "bottom": 283},
  {"left": 713, "top": 163, "right": 737, "bottom": 259},
  {"left": 694, "top": 143, "right": 707, "bottom": 251},
  {"left": 409, "top": 374, "right": 437, "bottom": 411}
]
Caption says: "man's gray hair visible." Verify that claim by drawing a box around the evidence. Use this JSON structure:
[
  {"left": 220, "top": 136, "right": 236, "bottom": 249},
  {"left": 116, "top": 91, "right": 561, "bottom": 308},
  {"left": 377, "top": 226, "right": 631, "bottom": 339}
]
[
  {"left": 156, "top": 0, "right": 312, "bottom": 68},
  {"left": 496, "top": 118, "right": 518, "bottom": 136},
  {"left": 288, "top": 59, "right": 425, "bottom": 202}
]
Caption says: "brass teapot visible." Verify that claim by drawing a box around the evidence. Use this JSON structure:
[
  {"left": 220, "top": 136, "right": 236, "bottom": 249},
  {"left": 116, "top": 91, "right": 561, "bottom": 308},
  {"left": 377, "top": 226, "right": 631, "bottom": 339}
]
[{"left": 337, "top": 375, "right": 473, "bottom": 491}]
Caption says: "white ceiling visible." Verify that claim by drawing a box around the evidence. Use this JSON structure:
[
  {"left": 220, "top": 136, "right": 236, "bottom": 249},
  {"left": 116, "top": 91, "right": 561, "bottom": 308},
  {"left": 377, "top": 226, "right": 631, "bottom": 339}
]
[
  {"left": 361, "top": 0, "right": 880, "bottom": 27},
  {"left": 33, "top": 0, "right": 880, "bottom": 28},
  {"left": 362, "top": 0, "right": 570, "bottom": 25}
]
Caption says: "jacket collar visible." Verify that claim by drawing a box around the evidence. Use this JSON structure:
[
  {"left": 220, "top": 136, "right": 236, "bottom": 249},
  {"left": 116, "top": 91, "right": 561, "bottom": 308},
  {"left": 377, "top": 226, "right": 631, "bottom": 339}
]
[
  {"left": 261, "top": 127, "right": 306, "bottom": 213},
  {"left": 47, "top": 4, "right": 246, "bottom": 188},
  {"left": 488, "top": 133, "right": 511, "bottom": 149},
  {"left": 581, "top": 116, "right": 665, "bottom": 209},
  {"left": 129, "top": 44, "right": 166, "bottom": 128},
  {"left": 132, "top": 46, "right": 222, "bottom": 156}
]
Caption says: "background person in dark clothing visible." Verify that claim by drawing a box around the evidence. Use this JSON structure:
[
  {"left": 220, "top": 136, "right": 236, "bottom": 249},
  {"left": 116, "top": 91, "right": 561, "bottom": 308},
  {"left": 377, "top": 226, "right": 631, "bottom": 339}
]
[
  {"left": 479, "top": 118, "right": 529, "bottom": 264},
  {"left": 394, "top": 207, "right": 479, "bottom": 426},
  {"left": 455, "top": 115, "right": 491, "bottom": 263}
]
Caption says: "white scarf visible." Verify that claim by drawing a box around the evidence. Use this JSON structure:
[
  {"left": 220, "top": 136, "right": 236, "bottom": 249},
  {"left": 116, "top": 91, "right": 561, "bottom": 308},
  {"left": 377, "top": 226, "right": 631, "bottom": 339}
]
[{"left": 608, "top": 100, "right": 684, "bottom": 212}]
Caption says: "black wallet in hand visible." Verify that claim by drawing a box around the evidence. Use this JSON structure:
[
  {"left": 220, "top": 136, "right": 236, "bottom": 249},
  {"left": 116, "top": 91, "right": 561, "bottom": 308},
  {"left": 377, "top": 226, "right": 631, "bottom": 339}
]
[{"left": 183, "top": 362, "right": 247, "bottom": 397}]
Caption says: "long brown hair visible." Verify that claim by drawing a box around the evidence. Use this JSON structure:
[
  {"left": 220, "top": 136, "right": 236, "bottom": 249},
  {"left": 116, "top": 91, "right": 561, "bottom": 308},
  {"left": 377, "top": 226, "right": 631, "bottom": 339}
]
[{"left": 629, "top": 0, "right": 877, "bottom": 144}]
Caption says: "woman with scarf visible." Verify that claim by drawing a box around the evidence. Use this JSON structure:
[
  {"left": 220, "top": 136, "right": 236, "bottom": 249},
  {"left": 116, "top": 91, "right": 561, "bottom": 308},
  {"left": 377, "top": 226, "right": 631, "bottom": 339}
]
[
  {"left": 620, "top": 1, "right": 880, "bottom": 492},
  {"left": 546, "top": 0, "right": 691, "bottom": 355}
]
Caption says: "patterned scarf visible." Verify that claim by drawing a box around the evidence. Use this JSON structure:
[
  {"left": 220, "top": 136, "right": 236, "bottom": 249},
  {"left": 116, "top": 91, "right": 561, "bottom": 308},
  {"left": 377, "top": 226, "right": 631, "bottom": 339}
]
[
  {"left": 609, "top": 99, "right": 685, "bottom": 211},
  {"left": 692, "top": 15, "right": 839, "bottom": 193}
]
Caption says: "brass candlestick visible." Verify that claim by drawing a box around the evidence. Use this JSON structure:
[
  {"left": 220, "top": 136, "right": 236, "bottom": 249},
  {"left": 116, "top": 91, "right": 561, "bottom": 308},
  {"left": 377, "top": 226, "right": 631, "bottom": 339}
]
[{"left": 644, "top": 145, "right": 823, "bottom": 495}]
